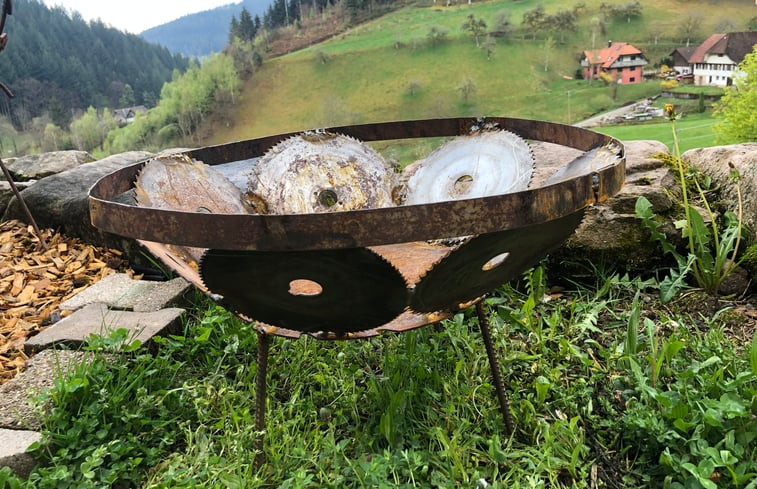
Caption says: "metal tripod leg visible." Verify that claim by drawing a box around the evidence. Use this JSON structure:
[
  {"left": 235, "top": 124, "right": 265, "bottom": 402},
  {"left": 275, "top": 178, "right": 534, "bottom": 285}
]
[
  {"left": 475, "top": 300, "right": 515, "bottom": 436},
  {"left": 254, "top": 330, "right": 271, "bottom": 471}
]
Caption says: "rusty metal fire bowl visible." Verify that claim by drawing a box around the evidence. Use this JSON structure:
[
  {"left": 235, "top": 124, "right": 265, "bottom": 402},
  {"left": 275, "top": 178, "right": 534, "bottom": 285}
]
[
  {"left": 89, "top": 117, "right": 624, "bottom": 457},
  {"left": 89, "top": 117, "right": 624, "bottom": 338}
]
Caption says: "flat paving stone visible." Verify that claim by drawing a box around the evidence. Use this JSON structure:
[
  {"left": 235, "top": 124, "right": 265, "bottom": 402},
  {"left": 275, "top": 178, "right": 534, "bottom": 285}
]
[
  {"left": 59, "top": 273, "right": 191, "bottom": 312},
  {"left": 0, "top": 428, "right": 42, "bottom": 478},
  {"left": 24, "top": 303, "right": 184, "bottom": 355},
  {"left": 0, "top": 350, "right": 89, "bottom": 430}
]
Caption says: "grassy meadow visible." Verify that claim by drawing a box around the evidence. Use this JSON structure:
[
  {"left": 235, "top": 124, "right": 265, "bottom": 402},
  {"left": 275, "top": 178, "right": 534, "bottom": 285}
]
[
  {"left": 597, "top": 112, "right": 720, "bottom": 152},
  {"left": 205, "top": 0, "right": 749, "bottom": 146}
]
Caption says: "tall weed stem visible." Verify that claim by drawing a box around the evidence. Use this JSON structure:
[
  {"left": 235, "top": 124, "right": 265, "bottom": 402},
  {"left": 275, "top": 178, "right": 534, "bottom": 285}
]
[{"left": 666, "top": 103, "right": 743, "bottom": 293}]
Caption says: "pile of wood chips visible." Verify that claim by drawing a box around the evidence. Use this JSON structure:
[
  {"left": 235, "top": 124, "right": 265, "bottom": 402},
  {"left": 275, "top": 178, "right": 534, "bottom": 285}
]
[{"left": 0, "top": 219, "right": 130, "bottom": 384}]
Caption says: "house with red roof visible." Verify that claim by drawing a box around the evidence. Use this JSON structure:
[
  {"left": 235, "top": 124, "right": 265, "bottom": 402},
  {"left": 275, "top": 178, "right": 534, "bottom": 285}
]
[
  {"left": 580, "top": 41, "right": 649, "bottom": 84},
  {"left": 671, "top": 31, "right": 757, "bottom": 86}
]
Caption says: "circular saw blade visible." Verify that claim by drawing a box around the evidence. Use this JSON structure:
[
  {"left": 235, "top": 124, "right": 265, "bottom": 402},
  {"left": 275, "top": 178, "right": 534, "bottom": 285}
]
[
  {"left": 403, "top": 129, "right": 534, "bottom": 205},
  {"left": 200, "top": 247, "right": 408, "bottom": 334},
  {"left": 410, "top": 211, "right": 585, "bottom": 313},
  {"left": 134, "top": 153, "right": 253, "bottom": 268},
  {"left": 246, "top": 131, "right": 396, "bottom": 214},
  {"left": 135, "top": 153, "right": 251, "bottom": 214}
]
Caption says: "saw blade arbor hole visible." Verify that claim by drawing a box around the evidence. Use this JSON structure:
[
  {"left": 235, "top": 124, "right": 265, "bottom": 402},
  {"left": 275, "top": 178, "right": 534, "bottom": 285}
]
[
  {"left": 453, "top": 175, "right": 474, "bottom": 196},
  {"left": 482, "top": 252, "right": 510, "bottom": 272},
  {"left": 317, "top": 189, "right": 339, "bottom": 208},
  {"left": 288, "top": 279, "right": 324, "bottom": 297}
]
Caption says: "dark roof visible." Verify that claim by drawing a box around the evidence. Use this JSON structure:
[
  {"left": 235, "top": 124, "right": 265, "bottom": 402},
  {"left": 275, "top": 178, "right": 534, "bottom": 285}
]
[
  {"left": 685, "top": 31, "right": 757, "bottom": 64},
  {"left": 670, "top": 46, "right": 696, "bottom": 61},
  {"left": 114, "top": 106, "right": 148, "bottom": 117},
  {"left": 714, "top": 31, "right": 757, "bottom": 64}
]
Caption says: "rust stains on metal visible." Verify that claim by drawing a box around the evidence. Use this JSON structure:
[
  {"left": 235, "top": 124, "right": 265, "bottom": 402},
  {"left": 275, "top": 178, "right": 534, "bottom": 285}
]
[
  {"left": 89, "top": 117, "right": 625, "bottom": 338},
  {"left": 90, "top": 118, "right": 623, "bottom": 252}
]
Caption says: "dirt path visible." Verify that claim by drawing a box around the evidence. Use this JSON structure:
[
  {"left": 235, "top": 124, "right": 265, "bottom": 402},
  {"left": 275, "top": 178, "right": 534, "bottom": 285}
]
[{"left": 574, "top": 103, "right": 640, "bottom": 128}]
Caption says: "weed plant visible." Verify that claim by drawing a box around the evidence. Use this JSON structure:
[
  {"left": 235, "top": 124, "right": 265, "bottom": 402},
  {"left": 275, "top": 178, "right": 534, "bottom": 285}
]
[
  {"left": 4, "top": 269, "right": 756, "bottom": 488},
  {"left": 636, "top": 104, "right": 748, "bottom": 303}
]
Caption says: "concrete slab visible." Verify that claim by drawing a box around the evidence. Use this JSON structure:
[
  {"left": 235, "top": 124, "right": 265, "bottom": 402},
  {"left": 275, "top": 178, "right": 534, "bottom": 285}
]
[
  {"left": 0, "top": 350, "right": 88, "bottom": 430},
  {"left": 0, "top": 428, "right": 42, "bottom": 478},
  {"left": 24, "top": 303, "right": 184, "bottom": 354},
  {"left": 58, "top": 273, "right": 191, "bottom": 312}
]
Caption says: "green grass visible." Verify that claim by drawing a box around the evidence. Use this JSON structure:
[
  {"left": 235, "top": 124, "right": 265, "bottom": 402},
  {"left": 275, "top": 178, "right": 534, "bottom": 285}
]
[
  {"left": 210, "top": 40, "right": 662, "bottom": 144},
  {"left": 596, "top": 112, "right": 719, "bottom": 152},
  {"left": 10, "top": 268, "right": 756, "bottom": 488},
  {"left": 0, "top": 119, "right": 39, "bottom": 158},
  {"left": 669, "top": 86, "right": 726, "bottom": 97}
]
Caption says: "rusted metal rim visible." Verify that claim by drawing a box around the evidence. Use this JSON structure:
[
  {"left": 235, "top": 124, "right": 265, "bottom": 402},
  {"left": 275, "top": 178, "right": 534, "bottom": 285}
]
[{"left": 89, "top": 117, "right": 624, "bottom": 251}]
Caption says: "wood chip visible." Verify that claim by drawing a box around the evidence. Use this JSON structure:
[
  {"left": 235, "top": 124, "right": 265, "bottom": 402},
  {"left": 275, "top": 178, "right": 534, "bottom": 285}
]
[
  {"left": 0, "top": 219, "right": 133, "bottom": 384},
  {"left": 16, "top": 285, "right": 36, "bottom": 304}
]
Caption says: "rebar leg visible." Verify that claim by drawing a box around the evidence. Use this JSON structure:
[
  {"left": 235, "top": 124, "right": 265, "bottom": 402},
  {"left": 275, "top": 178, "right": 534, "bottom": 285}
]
[
  {"left": 475, "top": 300, "right": 515, "bottom": 436},
  {"left": 254, "top": 331, "right": 271, "bottom": 471}
]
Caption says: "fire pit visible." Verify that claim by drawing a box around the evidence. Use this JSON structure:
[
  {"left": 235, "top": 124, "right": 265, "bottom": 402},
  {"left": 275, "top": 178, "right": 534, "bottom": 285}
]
[{"left": 89, "top": 117, "right": 624, "bottom": 466}]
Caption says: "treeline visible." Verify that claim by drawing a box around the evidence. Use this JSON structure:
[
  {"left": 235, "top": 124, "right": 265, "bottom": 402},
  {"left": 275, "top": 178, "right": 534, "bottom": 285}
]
[
  {"left": 0, "top": 0, "right": 188, "bottom": 131},
  {"left": 107, "top": 55, "right": 241, "bottom": 153},
  {"left": 34, "top": 54, "right": 242, "bottom": 156},
  {"left": 262, "top": 0, "right": 402, "bottom": 30}
]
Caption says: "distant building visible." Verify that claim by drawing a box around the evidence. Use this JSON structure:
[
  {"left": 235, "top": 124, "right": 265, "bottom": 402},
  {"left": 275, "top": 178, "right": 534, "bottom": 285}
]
[
  {"left": 580, "top": 41, "right": 649, "bottom": 84},
  {"left": 671, "top": 31, "right": 757, "bottom": 86},
  {"left": 113, "top": 106, "right": 147, "bottom": 126},
  {"left": 670, "top": 46, "right": 696, "bottom": 75}
]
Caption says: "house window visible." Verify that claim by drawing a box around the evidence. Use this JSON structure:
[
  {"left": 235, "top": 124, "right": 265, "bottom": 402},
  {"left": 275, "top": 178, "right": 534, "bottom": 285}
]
[
  {"left": 630, "top": 66, "right": 636, "bottom": 71},
  {"left": 630, "top": 77, "right": 636, "bottom": 82}
]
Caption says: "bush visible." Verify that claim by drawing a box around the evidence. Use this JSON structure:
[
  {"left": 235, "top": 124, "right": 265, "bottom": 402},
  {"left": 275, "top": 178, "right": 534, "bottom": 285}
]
[
  {"left": 661, "top": 79, "right": 679, "bottom": 90},
  {"left": 427, "top": 26, "right": 448, "bottom": 47}
]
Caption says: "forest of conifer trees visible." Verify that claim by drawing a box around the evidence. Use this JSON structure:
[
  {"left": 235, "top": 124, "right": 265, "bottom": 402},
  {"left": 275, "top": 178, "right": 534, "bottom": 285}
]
[{"left": 0, "top": 0, "right": 188, "bottom": 131}]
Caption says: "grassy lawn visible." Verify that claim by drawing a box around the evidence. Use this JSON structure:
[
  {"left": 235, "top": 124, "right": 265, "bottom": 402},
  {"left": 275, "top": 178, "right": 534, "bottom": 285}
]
[
  {"left": 10, "top": 268, "right": 756, "bottom": 488},
  {"left": 669, "top": 86, "right": 725, "bottom": 97},
  {"left": 596, "top": 112, "right": 720, "bottom": 152}
]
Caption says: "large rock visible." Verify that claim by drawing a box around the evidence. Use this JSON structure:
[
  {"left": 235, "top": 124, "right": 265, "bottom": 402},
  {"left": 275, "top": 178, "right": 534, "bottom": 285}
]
[
  {"left": 2, "top": 151, "right": 152, "bottom": 258},
  {"left": 683, "top": 143, "right": 757, "bottom": 233},
  {"left": 2, "top": 151, "right": 95, "bottom": 181},
  {"left": 0, "top": 179, "right": 35, "bottom": 217},
  {"left": 534, "top": 139, "right": 678, "bottom": 269}
]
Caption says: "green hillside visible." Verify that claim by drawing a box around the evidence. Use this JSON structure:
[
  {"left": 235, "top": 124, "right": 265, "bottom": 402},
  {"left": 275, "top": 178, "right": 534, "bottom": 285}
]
[{"left": 204, "top": 0, "right": 753, "bottom": 146}]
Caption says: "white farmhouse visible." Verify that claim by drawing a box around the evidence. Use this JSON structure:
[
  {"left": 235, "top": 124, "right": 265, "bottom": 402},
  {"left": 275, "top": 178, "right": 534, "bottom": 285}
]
[{"left": 671, "top": 31, "right": 757, "bottom": 87}]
